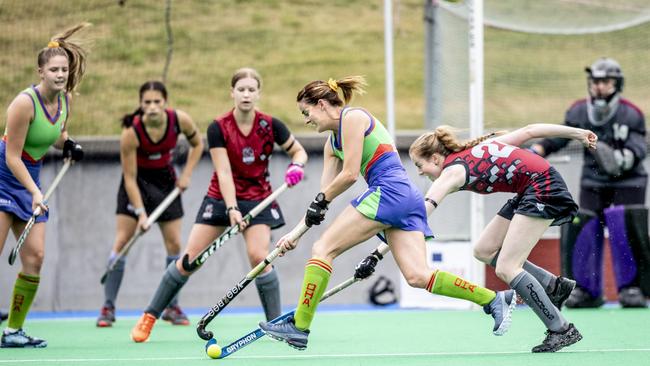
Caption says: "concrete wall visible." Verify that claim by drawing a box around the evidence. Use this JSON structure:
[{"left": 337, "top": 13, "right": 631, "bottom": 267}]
[{"left": 0, "top": 136, "right": 613, "bottom": 312}]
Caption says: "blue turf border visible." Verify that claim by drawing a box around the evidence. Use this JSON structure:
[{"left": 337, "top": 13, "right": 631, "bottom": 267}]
[{"left": 15, "top": 300, "right": 628, "bottom": 321}]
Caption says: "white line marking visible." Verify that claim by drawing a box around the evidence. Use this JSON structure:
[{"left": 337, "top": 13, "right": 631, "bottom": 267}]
[{"left": 2, "top": 348, "right": 650, "bottom": 363}]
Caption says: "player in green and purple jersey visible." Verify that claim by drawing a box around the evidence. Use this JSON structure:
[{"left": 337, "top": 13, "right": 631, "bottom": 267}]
[
  {"left": 260, "top": 76, "right": 515, "bottom": 350},
  {"left": 0, "top": 23, "right": 89, "bottom": 348}
]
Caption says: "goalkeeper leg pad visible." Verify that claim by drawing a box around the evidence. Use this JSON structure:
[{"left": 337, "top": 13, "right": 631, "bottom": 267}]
[
  {"left": 604, "top": 205, "right": 650, "bottom": 296},
  {"left": 560, "top": 209, "right": 604, "bottom": 299}
]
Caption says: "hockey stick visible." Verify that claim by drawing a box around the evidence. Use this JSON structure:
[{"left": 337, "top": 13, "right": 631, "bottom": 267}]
[
  {"left": 181, "top": 183, "right": 289, "bottom": 272},
  {"left": 215, "top": 243, "right": 391, "bottom": 359},
  {"left": 196, "top": 221, "right": 310, "bottom": 340},
  {"left": 99, "top": 187, "right": 182, "bottom": 284},
  {"left": 8, "top": 160, "right": 71, "bottom": 265}
]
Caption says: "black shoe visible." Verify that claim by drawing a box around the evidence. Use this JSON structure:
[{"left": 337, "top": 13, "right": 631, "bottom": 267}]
[
  {"left": 96, "top": 305, "right": 116, "bottom": 327},
  {"left": 531, "top": 323, "right": 582, "bottom": 353},
  {"left": 259, "top": 315, "right": 309, "bottom": 350},
  {"left": 618, "top": 287, "right": 647, "bottom": 308},
  {"left": 1, "top": 329, "right": 47, "bottom": 348},
  {"left": 549, "top": 277, "right": 576, "bottom": 310},
  {"left": 565, "top": 287, "right": 604, "bottom": 308}
]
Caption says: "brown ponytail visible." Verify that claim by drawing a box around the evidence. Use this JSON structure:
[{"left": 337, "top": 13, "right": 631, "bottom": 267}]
[
  {"left": 410, "top": 125, "right": 506, "bottom": 159},
  {"left": 37, "top": 22, "right": 92, "bottom": 93},
  {"left": 297, "top": 75, "right": 367, "bottom": 106}
]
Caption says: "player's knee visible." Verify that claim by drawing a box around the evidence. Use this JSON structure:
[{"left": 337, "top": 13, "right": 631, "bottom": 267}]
[
  {"left": 248, "top": 252, "right": 266, "bottom": 266},
  {"left": 22, "top": 249, "right": 45, "bottom": 272},
  {"left": 311, "top": 239, "right": 340, "bottom": 262},
  {"left": 473, "top": 246, "right": 494, "bottom": 264},
  {"left": 494, "top": 264, "right": 516, "bottom": 283},
  {"left": 166, "top": 242, "right": 182, "bottom": 256},
  {"left": 402, "top": 270, "right": 427, "bottom": 289}
]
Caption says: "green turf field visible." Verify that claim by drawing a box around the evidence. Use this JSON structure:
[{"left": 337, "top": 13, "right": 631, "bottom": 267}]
[{"left": 1, "top": 307, "right": 649, "bottom": 366}]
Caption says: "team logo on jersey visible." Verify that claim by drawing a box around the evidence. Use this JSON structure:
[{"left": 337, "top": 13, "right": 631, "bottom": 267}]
[
  {"left": 260, "top": 141, "right": 274, "bottom": 161},
  {"left": 148, "top": 153, "right": 162, "bottom": 160},
  {"left": 259, "top": 119, "right": 269, "bottom": 129},
  {"left": 202, "top": 203, "right": 214, "bottom": 219},
  {"left": 242, "top": 147, "right": 255, "bottom": 164},
  {"left": 536, "top": 203, "right": 546, "bottom": 212}
]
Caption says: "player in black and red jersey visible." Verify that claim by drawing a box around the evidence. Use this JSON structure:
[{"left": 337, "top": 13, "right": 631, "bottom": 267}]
[
  {"left": 97, "top": 81, "right": 204, "bottom": 328},
  {"left": 130, "top": 68, "right": 307, "bottom": 343},
  {"left": 409, "top": 123, "right": 596, "bottom": 352}
]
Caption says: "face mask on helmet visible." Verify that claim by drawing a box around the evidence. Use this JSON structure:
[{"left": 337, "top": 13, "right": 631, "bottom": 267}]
[{"left": 585, "top": 58, "right": 624, "bottom": 125}]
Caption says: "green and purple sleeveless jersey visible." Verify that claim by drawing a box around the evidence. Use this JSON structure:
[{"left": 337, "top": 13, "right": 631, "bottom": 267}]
[
  {"left": 329, "top": 107, "right": 401, "bottom": 181},
  {"left": 2, "top": 86, "right": 67, "bottom": 162}
]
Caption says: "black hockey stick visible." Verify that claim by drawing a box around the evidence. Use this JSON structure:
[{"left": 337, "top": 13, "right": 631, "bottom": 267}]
[
  {"left": 196, "top": 221, "right": 310, "bottom": 340},
  {"left": 181, "top": 183, "right": 288, "bottom": 272},
  {"left": 214, "top": 243, "right": 390, "bottom": 358}
]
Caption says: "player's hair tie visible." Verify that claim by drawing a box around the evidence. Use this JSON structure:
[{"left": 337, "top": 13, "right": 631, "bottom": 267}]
[
  {"left": 47, "top": 41, "right": 60, "bottom": 48},
  {"left": 327, "top": 78, "right": 338, "bottom": 92}
]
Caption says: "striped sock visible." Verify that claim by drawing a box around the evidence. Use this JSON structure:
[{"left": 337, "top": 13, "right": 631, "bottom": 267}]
[
  {"left": 427, "top": 270, "right": 496, "bottom": 306},
  {"left": 294, "top": 258, "right": 332, "bottom": 331},
  {"left": 8, "top": 272, "right": 40, "bottom": 329}
]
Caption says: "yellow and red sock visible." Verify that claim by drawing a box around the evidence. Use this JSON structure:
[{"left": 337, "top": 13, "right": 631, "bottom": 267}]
[
  {"left": 427, "top": 270, "right": 495, "bottom": 306},
  {"left": 8, "top": 272, "right": 40, "bottom": 330},
  {"left": 294, "top": 258, "right": 332, "bottom": 330}
]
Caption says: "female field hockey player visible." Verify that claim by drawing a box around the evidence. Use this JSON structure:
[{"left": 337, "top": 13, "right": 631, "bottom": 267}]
[
  {"left": 130, "top": 67, "right": 307, "bottom": 342},
  {"left": 259, "top": 76, "right": 516, "bottom": 350},
  {"left": 0, "top": 23, "right": 90, "bottom": 348},
  {"left": 408, "top": 123, "right": 597, "bottom": 352},
  {"left": 96, "top": 81, "right": 203, "bottom": 327}
]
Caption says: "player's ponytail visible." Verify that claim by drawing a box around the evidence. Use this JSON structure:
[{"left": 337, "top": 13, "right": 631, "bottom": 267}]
[
  {"left": 38, "top": 22, "right": 92, "bottom": 94},
  {"left": 297, "top": 76, "right": 367, "bottom": 106},
  {"left": 410, "top": 126, "right": 506, "bottom": 159}
]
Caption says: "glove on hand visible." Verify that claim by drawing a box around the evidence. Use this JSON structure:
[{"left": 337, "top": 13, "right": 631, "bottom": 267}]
[
  {"left": 285, "top": 162, "right": 304, "bottom": 187},
  {"left": 305, "top": 192, "right": 329, "bottom": 227},
  {"left": 354, "top": 250, "right": 383, "bottom": 279},
  {"left": 63, "top": 138, "right": 84, "bottom": 161}
]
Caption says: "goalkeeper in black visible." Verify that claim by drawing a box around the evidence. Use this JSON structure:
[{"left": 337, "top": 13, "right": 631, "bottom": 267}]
[{"left": 530, "top": 57, "right": 649, "bottom": 308}]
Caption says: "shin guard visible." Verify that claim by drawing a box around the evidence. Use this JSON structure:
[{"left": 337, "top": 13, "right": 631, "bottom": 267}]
[
  {"left": 560, "top": 209, "right": 604, "bottom": 298},
  {"left": 165, "top": 255, "right": 181, "bottom": 307},
  {"left": 103, "top": 255, "right": 126, "bottom": 308},
  {"left": 144, "top": 262, "right": 188, "bottom": 318},
  {"left": 604, "top": 205, "right": 650, "bottom": 295},
  {"left": 294, "top": 258, "right": 332, "bottom": 330},
  {"left": 256, "top": 267, "right": 282, "bottom": 321},
  {"left": 8, "top": 273, "right": 40, "bottom": 330}
]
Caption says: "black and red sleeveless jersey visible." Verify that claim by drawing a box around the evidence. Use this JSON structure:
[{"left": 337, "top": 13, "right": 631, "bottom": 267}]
[
  {"left": 443, "top": 140, "right": 550, "bottom": 195},
  {"left": 132, "top": 108, "right": 180, "bottom": 169},
  {"left": 207, "top": 110, "right": 277, "bottom": 201}
]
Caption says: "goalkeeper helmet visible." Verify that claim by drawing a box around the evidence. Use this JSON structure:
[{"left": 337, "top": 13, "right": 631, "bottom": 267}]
[{"left": 585, "top": 58, "right": 623, "bottom": 126}]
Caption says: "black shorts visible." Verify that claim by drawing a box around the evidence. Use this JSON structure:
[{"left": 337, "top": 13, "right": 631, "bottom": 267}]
[
  {"left": 194, "top": 195, "right": 285, "bottom": 229},
  {"left": 498, "top": 167, "right": 578, "bottom": 226},
  {"left": 116, "top": 167, "right": 183, "bottom": 222}
]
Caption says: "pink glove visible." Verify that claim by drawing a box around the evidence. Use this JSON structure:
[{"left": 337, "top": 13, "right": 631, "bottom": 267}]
[{"left": 285, "top": 162, "right": 304, "bottom": 187}]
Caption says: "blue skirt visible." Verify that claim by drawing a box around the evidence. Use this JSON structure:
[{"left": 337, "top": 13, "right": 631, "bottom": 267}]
[
  {"left": 0, "top": 141, "right": 48, "bottom": 222},
  {"left": 351, "top": 165, "right": 433, "bottom": 241}
]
